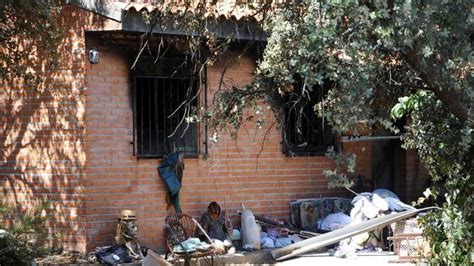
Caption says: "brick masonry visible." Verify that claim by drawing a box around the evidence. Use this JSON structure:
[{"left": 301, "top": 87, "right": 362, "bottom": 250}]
[
  {"left": 0, "top": 6, "right": 88, "bottom": 251},
  {"left": 82, "top": 41, "right": 353, "bottom": 251},
  {"left": 0, "top": 5, "right": 430, "bottom": 253}
]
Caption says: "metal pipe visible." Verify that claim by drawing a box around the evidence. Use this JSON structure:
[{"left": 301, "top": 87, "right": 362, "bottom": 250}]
[
  {"left": 341, "top": 135, "right": 400, "bottom": 143},
  {"left": 204, "top": 65, "right": 209, "bottom": 156}
]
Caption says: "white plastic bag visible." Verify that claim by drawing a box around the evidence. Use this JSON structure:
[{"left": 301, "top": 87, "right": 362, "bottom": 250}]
[
  {"left": 241, "top": 208, "right": 261, "bottom": 250},
  {"left": 260, "top": 234, "right": 275, "bottom": 249},
  {"left": 359, "top": 197, "right": 379, "bottom": 219},
  {"left": 372, "top": 194, "right": 389, "bottom": 212}
]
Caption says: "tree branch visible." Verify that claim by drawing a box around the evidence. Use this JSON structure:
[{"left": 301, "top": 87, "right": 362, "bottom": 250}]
[{"left": 403, "top": 49, "right": 470, "bottom": 124}]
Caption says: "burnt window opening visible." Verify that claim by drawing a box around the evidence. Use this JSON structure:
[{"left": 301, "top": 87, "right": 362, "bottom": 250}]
[
  {"left": 133, "top": 56, "right": 198, "bottom": 158},
  {"left": 283, "top": 82, "right": 335, "bottom": 156}
]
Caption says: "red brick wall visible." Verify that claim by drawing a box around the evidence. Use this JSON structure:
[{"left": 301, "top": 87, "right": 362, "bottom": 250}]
[
  {"left": 342, "top": 141, "right": 372, "bottom": 181},
  {"left": 0, "top": 6, "right": 88, "bottom": 252},
  {"left": 83, "top": 43, "right": 363, "bottom": 251}
]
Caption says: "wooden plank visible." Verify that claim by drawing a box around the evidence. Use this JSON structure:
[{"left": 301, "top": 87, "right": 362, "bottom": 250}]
[{"left": 271, "top": 207, "right": 437, "bottom": 261}]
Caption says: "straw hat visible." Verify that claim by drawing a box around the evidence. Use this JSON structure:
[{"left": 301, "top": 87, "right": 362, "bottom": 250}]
[{"left": 119, "top": 210, "right": 137, "bottom": 220}]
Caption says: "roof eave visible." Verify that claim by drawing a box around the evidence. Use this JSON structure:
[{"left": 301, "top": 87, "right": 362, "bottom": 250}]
[{"left": 66, "top": 0, "right": 125, "bottom": 22}]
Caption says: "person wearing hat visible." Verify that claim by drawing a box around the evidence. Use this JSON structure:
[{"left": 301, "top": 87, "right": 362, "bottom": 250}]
[{"left": 116, "top": 210, "right": 143, "bottom": 260}]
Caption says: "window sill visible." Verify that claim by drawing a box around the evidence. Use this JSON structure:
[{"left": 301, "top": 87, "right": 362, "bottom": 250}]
[
  {"left": 283, "top": 145, "right": 337, "bottom": 157},
  {"left": 136, "top": 153, "right": 199, "bottom": 160},
  {"left": 283, "top": 151, "right": 328, "bottom": 157}
]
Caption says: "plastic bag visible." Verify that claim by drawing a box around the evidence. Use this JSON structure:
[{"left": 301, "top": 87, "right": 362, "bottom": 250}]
[
  {"left": 318, "top": 212, "right": 351, "bottom": 231},
  {"left": 260, "top": 232, "right": 275, "bottom": 248},
  {"left": 274, "top": 237, "right": 293, "bottom": 248},
  {"left": 95, "top": 245, "right": 133, "bottom": 265},
  {"left": 241, "top": 208, "right": 261, "bottom": 250},
  {"left": 372, "top": 194, "right": 389, "bottom": 212}
]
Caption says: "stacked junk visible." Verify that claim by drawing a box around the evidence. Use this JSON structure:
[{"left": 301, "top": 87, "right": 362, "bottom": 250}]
[
  {"left": 88, "top": 210, "right": 147, "bottom": 265},
  {"left": 87, "top": 189, "right": 431, "bottom": 264},
  {"left": 239, "top": 188, "right": 430, "bottom": 262},
  {"left": 155, "top": 187, "right": 431, "bottom": 263},
  {"left": 272, "top": 189, "right": 433, "bottom": 262},
  {"left": 87, "top": 152, "right": 433, "bottom": 264}
]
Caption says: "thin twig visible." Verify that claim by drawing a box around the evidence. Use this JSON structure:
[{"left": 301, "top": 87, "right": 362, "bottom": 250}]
[
  {"left": 255, "top": 118, "right": 277, "bottom": 170},
  {"left": 130, "top": 40, "right": 149, "bottom": 70}
]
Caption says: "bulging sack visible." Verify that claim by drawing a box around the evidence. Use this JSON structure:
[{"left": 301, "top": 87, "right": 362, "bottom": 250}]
[{"left": 241, "top": 208, "right": 261, "bottom": 250}]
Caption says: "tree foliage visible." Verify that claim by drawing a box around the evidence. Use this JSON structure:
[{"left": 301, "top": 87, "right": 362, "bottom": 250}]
[
  {"left": 140, "top": 1, "right": 471, "bottom": 262},
  {"left": 202, "top": 0, "right": 473, "bottom": 263},
  {"left": 0, "top": 201, "right": 54, "bottom": 265},
  {"left": 391, "top": 90, "right": 472, "bottom": 264}
]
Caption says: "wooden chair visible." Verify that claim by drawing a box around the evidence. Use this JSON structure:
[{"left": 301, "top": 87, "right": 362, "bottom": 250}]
[{"left": 164, "top": 213, "right": 215, "bottom": 266}]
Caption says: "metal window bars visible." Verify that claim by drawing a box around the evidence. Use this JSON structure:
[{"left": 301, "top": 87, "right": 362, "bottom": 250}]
[
  {"left": 282, "top": 83, "right": 334, "bottom": 156},
  {"left": 133, "top": 75, "right": 198, "bottom": 158}
]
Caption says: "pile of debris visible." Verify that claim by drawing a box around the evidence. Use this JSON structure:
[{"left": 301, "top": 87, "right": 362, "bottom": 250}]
[
  {"left": 237, "top": 189, "right": 413, "bottom": 256},
  {"left": 269, "top": 189, "right": 436, "bottom": 262},
  {"left": 240, "top": 206, "right": 314, "bottom": 251},
  {"left": 290, "top": 197, "right": 353, "bottom": 232},
  {"left": 334, "top": 189, "right": 413, "bottom": 258},
  {"left": 89, "top": 210, "right": 146, "bottom": 265},
  {"left": 85, "top": 189, "right": 424, "bottom": 264},
  {"left": 35, "top": 250, "right": 89, "bottom": 265}
]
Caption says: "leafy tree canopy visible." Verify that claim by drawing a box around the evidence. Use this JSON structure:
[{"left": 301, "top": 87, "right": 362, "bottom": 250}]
[
  {"left": 0, "top": 0, "right": 62, "bottom": 86},
  {"left": 206, "top": 0, "right": 473, "bottom": 263}
]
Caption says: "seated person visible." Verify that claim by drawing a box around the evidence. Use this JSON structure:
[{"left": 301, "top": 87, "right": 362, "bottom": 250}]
[{"left": 198, "top": 201, "right": 232, "bottom": 242}]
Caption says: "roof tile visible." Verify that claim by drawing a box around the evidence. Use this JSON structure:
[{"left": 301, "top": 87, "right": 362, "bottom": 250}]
[{"left": 123, "top": 0, "right": 272, "bottom": 21}]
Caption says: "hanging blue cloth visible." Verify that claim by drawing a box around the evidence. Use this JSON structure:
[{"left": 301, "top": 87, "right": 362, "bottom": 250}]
[
  {"left": 158, "top": 152, "right": 183, "bottom": 213},
  {"left": 158, "top": 153, "right": 181, "bottom": 196}
]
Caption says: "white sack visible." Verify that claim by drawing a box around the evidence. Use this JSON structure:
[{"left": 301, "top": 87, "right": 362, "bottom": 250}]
[{"left": 241, "top": 208, "right": 261, "bottom": 250}]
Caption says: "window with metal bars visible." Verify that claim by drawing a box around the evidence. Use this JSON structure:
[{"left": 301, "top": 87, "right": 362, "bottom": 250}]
[
  {"left": 282, "top": 82, "right": 335, "bottom": 156},
  {"left": 133, "top": 57, "right": 198, "bottom": 158}
]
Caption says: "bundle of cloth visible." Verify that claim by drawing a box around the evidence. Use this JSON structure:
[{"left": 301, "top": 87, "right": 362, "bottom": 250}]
[
  {"left": 172, "top": 238, "right": 212, "bottom": 253},
  {"left": 317, "top": 212, "right": 352, "bottom": 232},
  {"left": 335, "top": 189, "right": 413, "bottom": 258},
  {"left": 260, "top": 229, "right": 303, "bottom": 249}
]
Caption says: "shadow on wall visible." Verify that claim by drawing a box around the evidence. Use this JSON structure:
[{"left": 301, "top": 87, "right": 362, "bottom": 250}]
[{"left": 0, "top": 4, "right": 108, "bottom": 251}]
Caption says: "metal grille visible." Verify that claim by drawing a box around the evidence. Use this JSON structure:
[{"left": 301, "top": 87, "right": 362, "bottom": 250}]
[
  {"left": 393, "top": 218, "right": 423, "bottom": 235},
  {"left": 389, "top": 218, "right": 426, "bottom": 260},
  {"left": 134, "top": 75, "right": 198, "bottom": 158}
]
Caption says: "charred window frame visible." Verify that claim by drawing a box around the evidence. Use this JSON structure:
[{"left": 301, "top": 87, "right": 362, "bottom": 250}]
[
  {"left": 282, "top": 82, "right": 335, "bottom": 156},
  {"left": 133, "top": 56, "right": 199, "bottom": 158}
]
